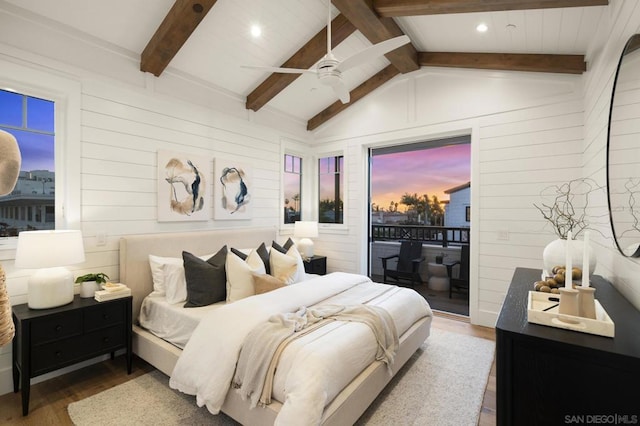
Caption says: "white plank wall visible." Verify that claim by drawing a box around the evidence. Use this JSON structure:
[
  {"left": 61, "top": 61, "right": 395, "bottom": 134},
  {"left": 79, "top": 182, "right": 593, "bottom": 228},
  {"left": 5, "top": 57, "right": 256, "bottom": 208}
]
[
  {"left": 476, "top": 100, "right": 583, "bottom": 317},
  {"left": 582, "top": 0, "right": 640, "bottom": 308}
]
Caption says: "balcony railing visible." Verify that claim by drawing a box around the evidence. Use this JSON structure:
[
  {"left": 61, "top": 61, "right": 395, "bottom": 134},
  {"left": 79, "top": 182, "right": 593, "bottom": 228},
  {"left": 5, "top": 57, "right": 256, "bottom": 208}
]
[{"left": 371, "top": 224, "right": 469, "bottom": 247}]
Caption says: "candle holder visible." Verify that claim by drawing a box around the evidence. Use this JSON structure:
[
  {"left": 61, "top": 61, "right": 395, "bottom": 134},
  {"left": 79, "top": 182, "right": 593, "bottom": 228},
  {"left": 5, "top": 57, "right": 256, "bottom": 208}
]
[
  {"left": 558, "top": 287, "right": 580, "bottom": 318},
  {"left": 577, "top": 287, "right": 597, "bottom": 319}
]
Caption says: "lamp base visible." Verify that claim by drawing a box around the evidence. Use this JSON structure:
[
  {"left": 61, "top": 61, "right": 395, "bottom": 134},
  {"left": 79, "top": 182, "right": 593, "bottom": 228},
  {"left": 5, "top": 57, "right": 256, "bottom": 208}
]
[
  {"left": 28, "top": 267, "right": 74, "bottom": 309},
  {"left": 297, "top": 238, "right": 314, "bottom": 259}
]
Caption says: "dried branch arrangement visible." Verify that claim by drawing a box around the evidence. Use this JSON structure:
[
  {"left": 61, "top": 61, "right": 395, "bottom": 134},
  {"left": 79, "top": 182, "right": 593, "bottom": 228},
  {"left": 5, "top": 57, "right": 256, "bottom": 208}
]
[{"left": 534, "top": 178, "right": 604, "bottom": 239}]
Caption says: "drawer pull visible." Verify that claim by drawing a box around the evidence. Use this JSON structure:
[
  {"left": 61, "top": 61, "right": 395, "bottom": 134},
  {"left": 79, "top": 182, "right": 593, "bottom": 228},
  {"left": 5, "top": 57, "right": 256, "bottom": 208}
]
[
  {"left": 103, "top": 337, "right": 109, "bottom": 343},
  {"left": 55, "top": 351, "right": 62, "bottom": 358},
  {"left": 55, "top": 325, "right": 62, "bottom": 332},
  {"left": 103, "top": 314, "right": 110, "bottom": 319}
]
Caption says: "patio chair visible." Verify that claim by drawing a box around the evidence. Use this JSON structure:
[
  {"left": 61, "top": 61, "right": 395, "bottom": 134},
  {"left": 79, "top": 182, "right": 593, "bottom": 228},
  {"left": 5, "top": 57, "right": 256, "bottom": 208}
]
[
  {"left": 444, "top": 244, "right": 470, "bottom": 298},
  {"left": 380, "top": 241, "right": 425, "bottom": 287}
]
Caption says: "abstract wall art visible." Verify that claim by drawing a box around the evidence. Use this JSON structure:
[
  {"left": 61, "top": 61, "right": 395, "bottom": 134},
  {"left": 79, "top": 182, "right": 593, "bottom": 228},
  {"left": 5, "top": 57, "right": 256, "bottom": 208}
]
[
  {"left": 157, "top": 150, "right": 211, "bottom": 222},
  {"left": 214, "top": 159, "right": 251, "bottom": 220}
]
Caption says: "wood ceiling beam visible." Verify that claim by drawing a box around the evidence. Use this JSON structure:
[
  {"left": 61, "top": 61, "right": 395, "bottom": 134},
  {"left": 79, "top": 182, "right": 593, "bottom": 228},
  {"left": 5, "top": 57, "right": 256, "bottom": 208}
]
[
  {"left": 307, "top": 64, "right": 400, "bottom": 131},
  {"left": 418, "top": 52, "right": 586, "bottom": 74},
  {"left": 332, "top": 0, "right": 419, "bottom": 74},
  {"left": 246, "top": 14, "right": 356, "bottom": 112},
  {"left": 141, "top": 0, "right": 218, "bottom": 77},
  {"left": 374, "top": 0, "right": 609, "bottom": 17}
]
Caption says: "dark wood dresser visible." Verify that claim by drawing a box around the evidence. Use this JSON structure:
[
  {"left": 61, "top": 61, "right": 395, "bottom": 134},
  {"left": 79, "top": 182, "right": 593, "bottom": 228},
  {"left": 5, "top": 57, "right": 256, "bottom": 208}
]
[
  {"left": 496, "top": 268, "right": 640, "bottom": 426},
  {"left": 12, "top": 295, "right": 132, "bottom": 415}
]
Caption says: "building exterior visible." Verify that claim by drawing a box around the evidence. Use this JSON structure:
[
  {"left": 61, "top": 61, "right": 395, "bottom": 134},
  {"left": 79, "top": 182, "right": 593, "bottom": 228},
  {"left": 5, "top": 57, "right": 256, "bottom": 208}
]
[
  {"left": 444, "top": 182, "right": 470, "bottom": 228},
  {"left": 0, "top": 170, "right": 55, "bottom": 236}
]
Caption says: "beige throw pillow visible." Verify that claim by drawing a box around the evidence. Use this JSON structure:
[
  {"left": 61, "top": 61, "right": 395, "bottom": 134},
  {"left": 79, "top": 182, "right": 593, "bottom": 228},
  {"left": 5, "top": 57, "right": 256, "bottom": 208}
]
[
  {"left": 252, "top": 273, "right": 285, "bottom": 294},
  {"left": 226, "top": 249, "right": 266, "bottom": 302},
  {"left": 269, "top": 249, "right": 299, "bottom": 284}
]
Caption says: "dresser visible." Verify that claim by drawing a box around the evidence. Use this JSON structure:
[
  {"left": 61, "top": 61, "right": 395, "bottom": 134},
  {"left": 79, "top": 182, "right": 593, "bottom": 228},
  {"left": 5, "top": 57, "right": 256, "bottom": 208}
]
[
  {"left": 12, "top": 295, "right": 132, "bottom": 415},
  {"left": 496, "top": 268, "right": 640, "bottom": 426}
]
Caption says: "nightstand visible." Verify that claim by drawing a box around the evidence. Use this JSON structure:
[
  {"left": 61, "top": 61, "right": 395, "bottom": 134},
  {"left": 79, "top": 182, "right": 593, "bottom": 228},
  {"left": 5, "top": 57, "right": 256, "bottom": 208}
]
[
  {"left": 304, "top": 255, "right": 327, "bottom": 275},
  {"left": 12, "top": 295, "right": 132, "bottom": 415}
]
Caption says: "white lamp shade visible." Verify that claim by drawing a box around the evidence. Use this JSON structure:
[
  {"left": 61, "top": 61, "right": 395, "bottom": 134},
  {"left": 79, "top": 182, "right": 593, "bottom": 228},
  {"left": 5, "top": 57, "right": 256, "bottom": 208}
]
[
  {"left": 294, "top": 221, "right": 318, "bottom": 238},
  {"left": 15, "top": 230, "right": 85, "bottom": 309},
  {"left": 15, "top": 230, "right": 85, "bottom": 268}
]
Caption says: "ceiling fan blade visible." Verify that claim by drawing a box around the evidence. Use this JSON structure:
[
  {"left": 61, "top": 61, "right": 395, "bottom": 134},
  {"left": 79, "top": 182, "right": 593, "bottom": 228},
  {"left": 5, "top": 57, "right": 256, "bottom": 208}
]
[
  {"left": 336, "top": 35, "right": 411, "bottom": 72},
  {"left": 332, "top": 81, "right": 350, "bottom": 104},
  {"left": 241, "top": 65, "right": 317, "bottom": 75}
]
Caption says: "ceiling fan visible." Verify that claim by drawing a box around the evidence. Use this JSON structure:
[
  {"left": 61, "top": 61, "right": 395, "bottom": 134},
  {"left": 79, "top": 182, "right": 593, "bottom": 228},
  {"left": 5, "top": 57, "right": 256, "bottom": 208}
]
[{"left": 242, "top": 2, "right": 410, "bottom": 104}]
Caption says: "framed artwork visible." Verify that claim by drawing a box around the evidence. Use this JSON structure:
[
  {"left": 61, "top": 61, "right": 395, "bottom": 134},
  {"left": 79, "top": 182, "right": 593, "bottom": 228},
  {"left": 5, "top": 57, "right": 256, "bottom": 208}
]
[
  {"left": 214, "top": 159, "right": 252, "bottom": 220},
  {"left": 157, "top": 150, "right": 211, "bottom": 222}
]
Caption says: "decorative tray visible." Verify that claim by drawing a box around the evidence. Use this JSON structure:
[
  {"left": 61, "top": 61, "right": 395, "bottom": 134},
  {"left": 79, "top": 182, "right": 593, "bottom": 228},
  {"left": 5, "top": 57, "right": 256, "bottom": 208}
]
[{"left": 527, "top": 291, "right": 615, "bottom": 338}]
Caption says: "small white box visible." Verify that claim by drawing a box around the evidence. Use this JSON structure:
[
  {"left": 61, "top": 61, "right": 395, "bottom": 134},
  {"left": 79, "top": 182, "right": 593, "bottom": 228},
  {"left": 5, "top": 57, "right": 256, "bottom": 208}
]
[{"left": 527, "top": 291, "right": 615, "bottom": 338}]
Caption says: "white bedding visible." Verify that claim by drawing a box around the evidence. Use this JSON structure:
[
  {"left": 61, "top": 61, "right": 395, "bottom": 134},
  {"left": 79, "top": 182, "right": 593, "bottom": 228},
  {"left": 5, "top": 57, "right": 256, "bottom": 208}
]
[
  {"left": 169, "top": 272, "right": 432, "bottom": 425},
  {"left": 138, "top": 295, "right": 224, "bottom": 349}
]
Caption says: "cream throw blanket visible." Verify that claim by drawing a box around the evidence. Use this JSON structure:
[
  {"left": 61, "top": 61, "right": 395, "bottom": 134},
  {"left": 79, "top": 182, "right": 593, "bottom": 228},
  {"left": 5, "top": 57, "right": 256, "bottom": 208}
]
[{"left": 232, "top": 304, "right": 398, "bottom": 408}]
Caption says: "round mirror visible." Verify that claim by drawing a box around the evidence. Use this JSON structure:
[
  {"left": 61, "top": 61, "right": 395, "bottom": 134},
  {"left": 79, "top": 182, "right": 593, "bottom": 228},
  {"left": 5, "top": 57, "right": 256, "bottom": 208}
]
[{"left": 607, "top": 33, "right": 640, "bottom": 257}]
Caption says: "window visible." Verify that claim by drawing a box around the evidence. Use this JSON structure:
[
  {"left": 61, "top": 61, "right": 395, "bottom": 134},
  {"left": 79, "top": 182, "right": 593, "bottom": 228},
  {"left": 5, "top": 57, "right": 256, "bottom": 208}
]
[
  {"left": 283, "top": 154, "right": 302, "bottom": 224},
  {"left": 0, "top": 89, "right": 55, "bottom": 236},
  {"left": 318, "top": 155, "right": 343, "bottom": 224}
]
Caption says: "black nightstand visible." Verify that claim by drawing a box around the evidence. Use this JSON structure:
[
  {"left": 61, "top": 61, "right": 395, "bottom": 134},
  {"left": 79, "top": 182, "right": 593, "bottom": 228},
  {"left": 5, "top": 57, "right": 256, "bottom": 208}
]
[
  {"left": 304, "top": 255, "right": 327, "bottom": 275},
  {"left": 12, "top": 295, "right": 132, "bottom": 415}
]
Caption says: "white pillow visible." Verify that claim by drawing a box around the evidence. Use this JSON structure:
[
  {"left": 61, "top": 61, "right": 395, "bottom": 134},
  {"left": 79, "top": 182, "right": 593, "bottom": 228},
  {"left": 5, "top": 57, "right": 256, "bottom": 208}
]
[
  {"left": 290, "top": 246, "right": 307, "bottom": 282},
  {"left": 270, "top": 246, "right": 306, "bottom": 284},
  {"left": 148, "top": 253, "right": 212, "bottom": 304},
  {"left": 226, "top": 250, "right": 266, "bottom": 302},
  {"left": 148, "top": 255, "right": 182, "bottom": 295},
  {"left": 163, "top": 261, "right": 188, "bottom": 304}
]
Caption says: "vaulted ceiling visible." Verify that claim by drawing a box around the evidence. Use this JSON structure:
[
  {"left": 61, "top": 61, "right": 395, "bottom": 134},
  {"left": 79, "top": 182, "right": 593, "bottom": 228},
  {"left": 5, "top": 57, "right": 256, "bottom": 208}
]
[{"left": 5, "top": 0, "right": 609, "bottom": 131}]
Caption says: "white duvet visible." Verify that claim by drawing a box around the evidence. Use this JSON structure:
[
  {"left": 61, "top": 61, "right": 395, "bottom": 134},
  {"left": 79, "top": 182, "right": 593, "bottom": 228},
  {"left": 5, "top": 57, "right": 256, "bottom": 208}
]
[{"left": 169, "top": 272, "right": 432, "bottom": 425}]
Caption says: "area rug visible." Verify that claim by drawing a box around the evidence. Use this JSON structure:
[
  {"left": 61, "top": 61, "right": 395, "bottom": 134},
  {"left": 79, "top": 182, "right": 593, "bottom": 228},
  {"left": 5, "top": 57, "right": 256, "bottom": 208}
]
[{"left": 68, "top": 328, "right": 494, "bottom": 426}]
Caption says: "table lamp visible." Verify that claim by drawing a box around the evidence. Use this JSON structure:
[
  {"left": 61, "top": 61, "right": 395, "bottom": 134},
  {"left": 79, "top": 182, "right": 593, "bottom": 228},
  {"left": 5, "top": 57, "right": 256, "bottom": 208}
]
[
  {"left": 294, "top": 221, "right": 318, "bottom": 259},
  {"left": 15, "top": 230, "right": 86, "bottom": 309}
]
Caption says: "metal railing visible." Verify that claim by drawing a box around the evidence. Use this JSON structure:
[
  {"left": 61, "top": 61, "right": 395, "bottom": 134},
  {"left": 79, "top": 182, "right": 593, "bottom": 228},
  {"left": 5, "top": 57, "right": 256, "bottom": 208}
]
[{"left": 371, "top": 224, "right": 469, "bottom": 247}]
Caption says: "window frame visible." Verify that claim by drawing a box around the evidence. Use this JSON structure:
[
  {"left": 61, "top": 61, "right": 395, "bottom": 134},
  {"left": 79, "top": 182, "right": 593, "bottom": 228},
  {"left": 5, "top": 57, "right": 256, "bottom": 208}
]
[
  {"left": 0, "top": 60, "right": 81, "bottom": 250},
  {"left": 317, "top": 151, "right": 346, "bottom": 228},
  {"left": 283, "top": 153, "right": 303, "bottom": 225},
  {"left": 280, "top": 137, "right": 311, "bottom": 230}
]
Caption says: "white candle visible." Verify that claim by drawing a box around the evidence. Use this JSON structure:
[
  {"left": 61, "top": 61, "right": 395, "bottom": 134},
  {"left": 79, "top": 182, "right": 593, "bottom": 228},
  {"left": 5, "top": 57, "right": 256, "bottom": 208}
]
[
  {"left": 565, "top": 230, "right": 572, "bottom": 289},
  {"left": 582, "top": 231, "right": 590, "bottom": 287}
]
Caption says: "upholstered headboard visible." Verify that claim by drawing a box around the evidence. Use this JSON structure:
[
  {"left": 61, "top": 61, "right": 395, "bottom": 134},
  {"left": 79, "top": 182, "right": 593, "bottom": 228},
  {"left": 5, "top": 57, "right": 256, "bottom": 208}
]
[{"left": 119, "top": 227, "right": 278, "bottom": 322}]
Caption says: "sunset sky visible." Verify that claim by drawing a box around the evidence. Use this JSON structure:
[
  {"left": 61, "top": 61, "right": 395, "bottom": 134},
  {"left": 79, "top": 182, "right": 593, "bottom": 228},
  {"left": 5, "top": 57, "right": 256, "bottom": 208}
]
[{"left": 371, "top": 144, "right": 470, "bottom": 211}]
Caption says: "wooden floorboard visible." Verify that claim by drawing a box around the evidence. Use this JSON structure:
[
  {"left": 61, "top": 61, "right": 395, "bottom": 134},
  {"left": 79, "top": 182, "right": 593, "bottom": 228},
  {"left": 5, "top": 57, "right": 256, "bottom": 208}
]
[{"left": 0, "top": 313, "right": 496, "bottom": 425}]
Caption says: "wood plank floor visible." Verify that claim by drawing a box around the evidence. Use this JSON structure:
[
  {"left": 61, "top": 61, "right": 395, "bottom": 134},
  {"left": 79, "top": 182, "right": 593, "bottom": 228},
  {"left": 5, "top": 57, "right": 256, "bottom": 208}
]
[{"left": 0, "top": 313, "right": 496, "bottom": 425}]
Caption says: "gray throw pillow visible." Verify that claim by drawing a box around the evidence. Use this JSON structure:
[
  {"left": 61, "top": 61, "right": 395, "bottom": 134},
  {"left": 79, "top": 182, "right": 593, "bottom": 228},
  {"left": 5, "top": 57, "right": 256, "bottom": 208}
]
[{"left": 183, "top": 246, "right": 227, "bottom": 308}]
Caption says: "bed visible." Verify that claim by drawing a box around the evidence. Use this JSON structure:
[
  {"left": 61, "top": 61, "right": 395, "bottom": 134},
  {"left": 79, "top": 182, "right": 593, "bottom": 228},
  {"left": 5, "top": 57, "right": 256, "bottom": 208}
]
[{"left": 119, "top": 227, "right": 432, "bottom": 425}]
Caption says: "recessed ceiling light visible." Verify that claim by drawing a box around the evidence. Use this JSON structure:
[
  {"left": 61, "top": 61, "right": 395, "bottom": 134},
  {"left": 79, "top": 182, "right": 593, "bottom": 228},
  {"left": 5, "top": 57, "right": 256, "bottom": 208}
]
[
  {"left": 476, "top": 23, "right": 488, "bottom": 33},
  {"left": 250, "top": 25, "right": 262, "bottom": 38}
]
